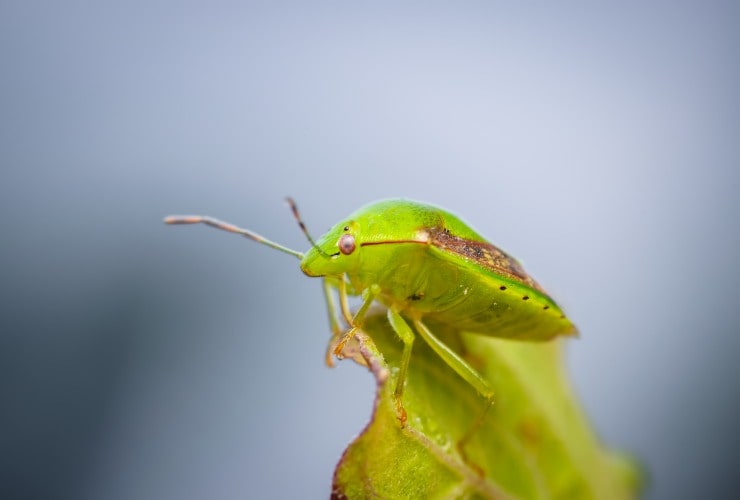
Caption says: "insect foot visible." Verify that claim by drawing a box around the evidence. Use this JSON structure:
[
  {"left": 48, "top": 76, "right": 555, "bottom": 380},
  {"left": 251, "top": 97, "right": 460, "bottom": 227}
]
[
  {"left": 329, "top": 326, "right": 368, "bottom": 368},
  {"left": 333, "top": 326, "right": 360, "bottom": 359},
  {"left": 394, "top": 396, "right": 408, "bottom": 428}
]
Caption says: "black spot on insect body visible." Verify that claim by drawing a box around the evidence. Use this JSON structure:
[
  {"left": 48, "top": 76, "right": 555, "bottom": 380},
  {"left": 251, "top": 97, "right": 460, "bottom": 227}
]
[
  {"left": 499, "top": 285, "right": 507, "bottom": 291},
  {"left": 408, "top": 292, "right": 425, "bottom": 301},
  {"left": 543, "top": 305, "right": 550, "bottom": 310},
  {"left": 522, "top": 296, "right": 529, "bottom": 301}
]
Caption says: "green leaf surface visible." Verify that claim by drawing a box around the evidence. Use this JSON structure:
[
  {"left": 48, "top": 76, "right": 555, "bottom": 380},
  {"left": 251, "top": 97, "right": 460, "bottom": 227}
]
[{"left": 332, "top": 310, "right": 641, "bottom": 499}]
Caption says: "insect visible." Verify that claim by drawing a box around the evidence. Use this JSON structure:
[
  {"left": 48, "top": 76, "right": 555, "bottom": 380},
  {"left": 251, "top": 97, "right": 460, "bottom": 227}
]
[{"left": 165, "top": 199, "right": 577, "bottom": 428}]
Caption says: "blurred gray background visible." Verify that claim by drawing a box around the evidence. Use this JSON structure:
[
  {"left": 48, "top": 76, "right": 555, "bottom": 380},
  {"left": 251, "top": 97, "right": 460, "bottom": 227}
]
[{"left": 1, "top": 1, "right": 738, "bottom": 499}]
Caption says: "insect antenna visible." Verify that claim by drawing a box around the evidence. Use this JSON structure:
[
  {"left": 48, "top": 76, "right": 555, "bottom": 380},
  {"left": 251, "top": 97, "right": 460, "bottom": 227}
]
[
  {"left": 164, "top": 214, "right": 304, "bottom": 259},
  {"left": 285, "top": 197, "right": 333, "bottom": 258}
]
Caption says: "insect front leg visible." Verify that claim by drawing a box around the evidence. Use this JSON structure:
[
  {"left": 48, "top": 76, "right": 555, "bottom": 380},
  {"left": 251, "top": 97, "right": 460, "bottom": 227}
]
[
  {"left": 336, "top": 277, "right": 354, "bottom": 325},
  {"left": 332, "top": 284, "right": 380, "bottom": 361},
  {"left": 322, "top": 278, "right": 345, "bottom": 367},
  {"left": 323, "top": 276, "right": 361, "bottom": 366}
]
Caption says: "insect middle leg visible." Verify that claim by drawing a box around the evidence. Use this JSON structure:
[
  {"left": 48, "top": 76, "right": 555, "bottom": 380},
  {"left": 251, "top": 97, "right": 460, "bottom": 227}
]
[
  {"left": 385, "top": 310, "right": 494, "bottom": 469},
  {"left": 386, "top": 308, "right": 416, "bottom": 426}
]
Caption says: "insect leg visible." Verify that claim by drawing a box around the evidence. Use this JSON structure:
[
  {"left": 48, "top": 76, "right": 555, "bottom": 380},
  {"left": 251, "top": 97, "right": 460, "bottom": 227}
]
[
  {"left": 413, "top": 319, "right": 494, "bottom": 475},
  {"left": 412, "top": 320, "right": 493, "bottom": 400},
  {"left": 322, "top": 278, "right": 344, "bottom": 367},
  {"left": 386, "top": 309, "right": 416, "bottom": 426},
  {"left": 322, "top": 278, "right": 343, "bottom": 335},
  {"left": 336, "top": 277, "right": 354, "bottom": 325},
  {"left": 333, "top": 284, "right": 380, "bottom": 359}
]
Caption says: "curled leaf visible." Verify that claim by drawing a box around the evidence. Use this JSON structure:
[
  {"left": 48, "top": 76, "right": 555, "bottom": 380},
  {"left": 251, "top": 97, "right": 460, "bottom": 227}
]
[{"left": 332, "top": 310, "right": 640, "bottom": 499}]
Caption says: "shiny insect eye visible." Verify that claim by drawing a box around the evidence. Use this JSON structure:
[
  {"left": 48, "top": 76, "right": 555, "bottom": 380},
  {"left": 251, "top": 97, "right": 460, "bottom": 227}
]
[{"left": 339, "top": 234, "right": 356, "bottom": 255}]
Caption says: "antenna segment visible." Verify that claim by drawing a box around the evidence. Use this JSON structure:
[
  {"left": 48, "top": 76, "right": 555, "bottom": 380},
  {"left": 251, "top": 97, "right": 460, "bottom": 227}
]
[{"left": 164, "top": 214, "right": 304, "bottom": 260}]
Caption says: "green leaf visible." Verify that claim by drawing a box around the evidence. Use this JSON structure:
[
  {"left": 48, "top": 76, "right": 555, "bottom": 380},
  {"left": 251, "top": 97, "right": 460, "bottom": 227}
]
[{"left": 332, "top": 310, "right": 641, "bottom": 499}]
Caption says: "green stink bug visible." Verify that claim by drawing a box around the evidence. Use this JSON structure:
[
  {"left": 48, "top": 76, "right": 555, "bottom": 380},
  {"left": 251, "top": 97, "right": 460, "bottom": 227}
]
[{"left": 165, "top": 199, "right": 577, "bottom": 428}]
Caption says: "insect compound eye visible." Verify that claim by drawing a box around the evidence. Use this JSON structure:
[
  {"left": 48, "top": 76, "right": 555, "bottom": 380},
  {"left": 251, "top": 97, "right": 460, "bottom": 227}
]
[{"left": 338, "top": 234, "right": 356, "bottom": 255}]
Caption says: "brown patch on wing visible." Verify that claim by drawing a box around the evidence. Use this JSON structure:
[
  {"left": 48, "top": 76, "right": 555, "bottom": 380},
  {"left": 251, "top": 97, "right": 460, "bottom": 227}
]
[{"left": 430, "top": 228, "right": 544, "bottom": 292}]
